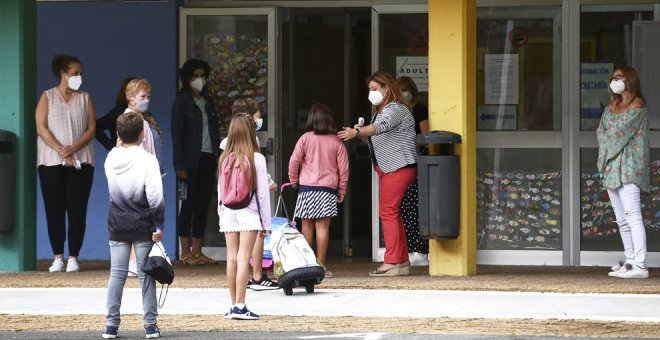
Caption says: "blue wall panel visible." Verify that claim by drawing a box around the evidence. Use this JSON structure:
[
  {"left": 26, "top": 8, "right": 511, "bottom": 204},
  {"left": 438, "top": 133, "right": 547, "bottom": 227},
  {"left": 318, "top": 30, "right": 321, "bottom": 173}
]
[{"left": 37, "top": 1, "right": 179, "bottom": 259}]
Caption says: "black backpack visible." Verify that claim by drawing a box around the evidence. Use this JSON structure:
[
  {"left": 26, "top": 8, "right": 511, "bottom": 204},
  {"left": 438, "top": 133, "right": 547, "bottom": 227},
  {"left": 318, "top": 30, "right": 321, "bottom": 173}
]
[{"left": 141, "top": 242, "right": 174, "bottom": 307}]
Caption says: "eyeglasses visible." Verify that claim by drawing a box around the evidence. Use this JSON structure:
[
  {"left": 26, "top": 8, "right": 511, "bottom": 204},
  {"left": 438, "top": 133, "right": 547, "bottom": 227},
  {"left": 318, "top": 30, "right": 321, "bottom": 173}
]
[{"left": 613, "top": 75, "right": 625, "bottom": 81}]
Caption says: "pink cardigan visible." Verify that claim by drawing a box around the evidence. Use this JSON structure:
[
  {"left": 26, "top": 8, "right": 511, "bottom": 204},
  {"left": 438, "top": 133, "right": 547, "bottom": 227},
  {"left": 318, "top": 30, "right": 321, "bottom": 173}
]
[{"left": 288, "top": 132, "right": 349, "bottom": 200}]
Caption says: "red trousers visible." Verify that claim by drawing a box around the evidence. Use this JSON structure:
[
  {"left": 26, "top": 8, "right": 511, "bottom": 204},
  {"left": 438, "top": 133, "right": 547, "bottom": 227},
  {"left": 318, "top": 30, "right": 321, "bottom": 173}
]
[{"left": 375, "top": 166, "right": 418, "bottom": 264}]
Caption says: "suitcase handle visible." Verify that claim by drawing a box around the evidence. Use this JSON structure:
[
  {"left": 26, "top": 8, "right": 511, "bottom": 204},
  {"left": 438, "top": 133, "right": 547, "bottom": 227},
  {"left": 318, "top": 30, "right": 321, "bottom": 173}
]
[
  {"left": 280, "top": 182, "right": 295, "bottom": 192},
  {"left": 274, "top": 182, "right": 296, "bottom": 221}
]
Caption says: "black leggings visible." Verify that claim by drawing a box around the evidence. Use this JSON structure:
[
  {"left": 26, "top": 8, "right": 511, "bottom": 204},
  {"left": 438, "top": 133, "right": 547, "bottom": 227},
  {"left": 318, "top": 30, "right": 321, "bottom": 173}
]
[
  {"left": 38, "top": 164, "right": 94, "bottom": 257},
  {"left": 177, "top": 152, "right": 216, "bottom": 238}
]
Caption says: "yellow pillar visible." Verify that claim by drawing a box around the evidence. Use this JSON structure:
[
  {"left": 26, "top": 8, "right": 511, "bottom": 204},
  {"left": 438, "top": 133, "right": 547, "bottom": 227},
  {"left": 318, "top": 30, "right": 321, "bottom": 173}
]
[{"left": 427, "top": 0, "right": 477, "bottom": 276}]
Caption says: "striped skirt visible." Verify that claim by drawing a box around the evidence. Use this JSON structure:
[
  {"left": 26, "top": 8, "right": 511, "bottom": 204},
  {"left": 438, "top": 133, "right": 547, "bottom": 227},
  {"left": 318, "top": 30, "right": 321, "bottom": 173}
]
[{"left": 294, "top": 185, "right": 338, "bottom": 219}]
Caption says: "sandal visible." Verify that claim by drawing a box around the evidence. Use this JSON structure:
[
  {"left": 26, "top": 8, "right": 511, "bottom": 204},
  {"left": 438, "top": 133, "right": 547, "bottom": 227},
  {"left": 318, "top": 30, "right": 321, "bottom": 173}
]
[
  {"left": 194, "top": 252, "right": 219, "bottom": 264},
  {"left": 368, "top": 262, "right": 410, "bottom": 277},
  {"left": 180, "top": 253, "right": 205, "bottom": 265}
]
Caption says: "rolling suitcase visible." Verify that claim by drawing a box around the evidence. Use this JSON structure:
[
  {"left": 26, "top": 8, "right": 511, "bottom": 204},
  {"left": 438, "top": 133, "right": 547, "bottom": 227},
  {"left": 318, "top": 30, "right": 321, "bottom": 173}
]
[{"left": 270, "top": 183, "right": 325, "bottom": 295}]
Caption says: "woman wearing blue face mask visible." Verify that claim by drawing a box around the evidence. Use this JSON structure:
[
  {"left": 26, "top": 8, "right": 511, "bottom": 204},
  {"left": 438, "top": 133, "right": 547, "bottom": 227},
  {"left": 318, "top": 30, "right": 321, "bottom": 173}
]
[
  {"left": 597, "top": 66, "right": 650, "bottom": 279},
  {"left": 171, "top": 59, "right": 220, "bottom": 266},
  {"left": 36, "top": 54, "right": 96, "bottom": 273},
  {"left": 338, "top": 71, "right": 418, "bottom": 276}
]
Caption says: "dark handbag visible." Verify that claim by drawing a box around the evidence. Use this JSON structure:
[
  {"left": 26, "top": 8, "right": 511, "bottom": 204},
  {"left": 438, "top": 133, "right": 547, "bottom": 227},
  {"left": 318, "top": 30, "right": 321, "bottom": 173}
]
[{"left": 141, "top": 241, "right": 174, "bottom": 307}]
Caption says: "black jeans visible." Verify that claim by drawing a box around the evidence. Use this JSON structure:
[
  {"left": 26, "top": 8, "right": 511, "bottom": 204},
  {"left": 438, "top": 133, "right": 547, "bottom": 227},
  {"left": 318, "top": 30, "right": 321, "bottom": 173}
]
[
  {"left": 177, "top": 152, "right": 216, "bottom": 238},
  {"left": 38, "top": 164, "right": 94, "bottom": 257}
]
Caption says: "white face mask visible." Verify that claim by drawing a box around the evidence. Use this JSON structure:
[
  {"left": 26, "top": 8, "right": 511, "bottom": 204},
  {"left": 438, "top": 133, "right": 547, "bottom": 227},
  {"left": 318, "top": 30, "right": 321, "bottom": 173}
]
[
  {"left": 67, "top": 75, "right": 82, "bottom": 91},
  {"left": 368, "top": 90, "right": 384, "bottom": 105},
  {"left": 135, "top": 98, "right": 150, "bottom": 113},
  {"left": 402, "top": 91, "right": 413, "bottom": 103},
  {"left": 190, "top": 77, "right": 206, "bottom": 92},
  {"left": 255, "top": 118, "right": 263, "bottom": 131},
  {"left": 609, "top": 79, "right": 625, "bottom": 95}
]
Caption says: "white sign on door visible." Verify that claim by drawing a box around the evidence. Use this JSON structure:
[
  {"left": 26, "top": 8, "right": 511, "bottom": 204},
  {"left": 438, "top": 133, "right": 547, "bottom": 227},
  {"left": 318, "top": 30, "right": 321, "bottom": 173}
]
[
  {"left": 396, "top": 56, "right": 429, "bottom": 92},
  {"left": 485, "top": 54, "right": 519, "bottom": 105},
  {"left": 580, "top": 63, "right": 612, "bottom": 130}
]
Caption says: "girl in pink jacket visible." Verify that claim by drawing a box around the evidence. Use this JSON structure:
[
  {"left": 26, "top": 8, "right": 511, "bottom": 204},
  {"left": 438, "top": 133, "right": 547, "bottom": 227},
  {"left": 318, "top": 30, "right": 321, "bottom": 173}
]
[{"left": 288, "top": 103, "right": 349, "bottom": 277}]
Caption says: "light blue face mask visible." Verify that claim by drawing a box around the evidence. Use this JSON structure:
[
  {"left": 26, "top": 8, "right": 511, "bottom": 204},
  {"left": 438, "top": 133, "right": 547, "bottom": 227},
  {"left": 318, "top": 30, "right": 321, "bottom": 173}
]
[{"left": 255, "top": 118, "right": 263, "bottom": 131}]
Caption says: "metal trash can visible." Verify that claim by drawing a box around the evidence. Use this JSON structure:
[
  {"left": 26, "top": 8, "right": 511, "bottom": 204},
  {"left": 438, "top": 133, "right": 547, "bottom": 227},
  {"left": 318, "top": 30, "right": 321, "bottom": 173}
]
[
  {"left": 0, "top": 130, "right": 16, "bottom": 234},
  {"left": 416, "top": 131, "right": 461, "bottom": 239}
]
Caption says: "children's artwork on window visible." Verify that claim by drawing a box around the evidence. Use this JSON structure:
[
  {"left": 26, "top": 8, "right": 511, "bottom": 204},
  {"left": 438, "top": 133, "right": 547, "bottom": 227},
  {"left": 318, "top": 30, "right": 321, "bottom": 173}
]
[
  {"left": 191, "top": 33, "right": 268, "bottom": 136},
  {"left": 477, "top": 171, "right": 562, "bottom": 250},
  {"left": 580, "top": 160, "right": 660, "bottom": 243},
  {"left": 477, "top": 161, "right": 660, "bottom": 251}
]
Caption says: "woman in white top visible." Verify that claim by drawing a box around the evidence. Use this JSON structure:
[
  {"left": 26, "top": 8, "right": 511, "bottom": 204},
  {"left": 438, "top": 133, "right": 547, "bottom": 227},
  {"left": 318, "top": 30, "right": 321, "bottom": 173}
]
[{"left": 35, "top": 54, "right": 96, "bottom": 273}]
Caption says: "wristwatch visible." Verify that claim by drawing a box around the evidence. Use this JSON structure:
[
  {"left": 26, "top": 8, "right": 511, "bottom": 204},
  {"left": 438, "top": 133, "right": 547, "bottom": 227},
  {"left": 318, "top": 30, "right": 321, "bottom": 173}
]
[{"left": 354, "top": 127, "right": 361, "bottom": 137}]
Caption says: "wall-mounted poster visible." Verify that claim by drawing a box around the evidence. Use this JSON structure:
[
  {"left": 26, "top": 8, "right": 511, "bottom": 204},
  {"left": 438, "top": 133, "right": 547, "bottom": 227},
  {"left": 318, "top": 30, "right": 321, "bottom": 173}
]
[
  {"left": 580, "top": 63, "right": 612, "bottom": 130},
  {"left": 485, "top": 54, "right": 519, "bottom": 105},
  {"left": 396, "top": 56, "right": 428, "bottom": 92}
]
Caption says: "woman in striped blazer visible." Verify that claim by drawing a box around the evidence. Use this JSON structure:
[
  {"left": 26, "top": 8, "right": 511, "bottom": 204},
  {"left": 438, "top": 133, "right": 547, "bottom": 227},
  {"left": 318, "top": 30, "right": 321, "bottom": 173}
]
[{"left": 338, "top": 71, "right": 418, "bottom": 276}]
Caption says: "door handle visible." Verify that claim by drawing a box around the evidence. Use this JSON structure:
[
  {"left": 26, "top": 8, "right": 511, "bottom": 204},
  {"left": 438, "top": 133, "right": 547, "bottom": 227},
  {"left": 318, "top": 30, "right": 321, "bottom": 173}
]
[{"left": 267, "top": 138, "right": 274, "bottom": 155}]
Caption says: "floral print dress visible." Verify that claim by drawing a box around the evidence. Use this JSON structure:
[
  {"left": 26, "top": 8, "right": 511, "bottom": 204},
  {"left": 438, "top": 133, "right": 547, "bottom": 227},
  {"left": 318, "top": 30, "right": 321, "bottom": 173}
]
[{"left": 596, "top": 106, "right": 650, "bottom": 192}]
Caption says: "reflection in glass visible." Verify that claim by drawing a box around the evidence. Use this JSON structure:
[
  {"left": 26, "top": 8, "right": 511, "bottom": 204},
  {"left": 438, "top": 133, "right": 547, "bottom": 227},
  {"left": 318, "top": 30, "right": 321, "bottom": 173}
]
[
  {"left": 579, "top": 7, "right": 653, "bottom": 131},
  {"left": 580, "top": 148, "right": 660, "bottom": 251},
  {"left": 185, "top": 14, "right": 269, "bottom": 248},
  {"left": 379, "top": 13, "right": 429, "bottom": 108},
  {"left": 186, "top": 15, "right": 269, "bottom": 137},
  {"left": 477, "top": 148, "right": 562, "bottom": 250},
  {"left": 477, "top": 7, "right": 560, "bottom": 131}
]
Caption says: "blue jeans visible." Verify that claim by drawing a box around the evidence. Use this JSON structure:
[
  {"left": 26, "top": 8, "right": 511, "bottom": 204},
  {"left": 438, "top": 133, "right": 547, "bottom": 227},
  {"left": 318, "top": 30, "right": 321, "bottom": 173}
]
[{"left": 106, "top": 240, "right": 157, "bottom": 327}]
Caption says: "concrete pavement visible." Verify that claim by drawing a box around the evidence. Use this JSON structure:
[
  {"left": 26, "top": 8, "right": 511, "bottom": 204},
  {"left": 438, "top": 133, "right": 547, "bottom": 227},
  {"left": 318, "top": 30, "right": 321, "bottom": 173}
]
[{"left": 2, "top": 287, "right": 660, "bottom": 322}]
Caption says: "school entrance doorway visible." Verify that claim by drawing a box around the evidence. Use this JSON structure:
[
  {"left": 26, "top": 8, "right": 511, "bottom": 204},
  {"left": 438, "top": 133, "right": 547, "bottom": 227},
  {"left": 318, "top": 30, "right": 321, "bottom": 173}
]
[
  {"left": 180, "top": 6, "right": 373, "bottom": 261},
  {"left": 279, "top": 7, "right": 373, "bottom": 260}
]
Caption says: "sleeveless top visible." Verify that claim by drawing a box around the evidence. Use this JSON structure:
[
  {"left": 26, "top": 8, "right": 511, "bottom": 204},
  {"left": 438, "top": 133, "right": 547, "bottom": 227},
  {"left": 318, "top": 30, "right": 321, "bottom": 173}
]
[{"left": 37, "top": 87, "right": 95, "bottom": 167}]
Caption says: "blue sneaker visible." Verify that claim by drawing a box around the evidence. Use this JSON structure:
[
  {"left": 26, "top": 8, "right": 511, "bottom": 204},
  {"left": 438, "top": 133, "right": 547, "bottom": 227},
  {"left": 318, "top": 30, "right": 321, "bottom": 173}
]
[
  {"left": 144, "top": 324, "right": 160, "bottom": 339},
  {"left": 102, "top": 325, "right": 118, "bottom": 339},
  {"left": 224, "top": 306, "right": 238, "bottom": 319},
  {"left": 233, "top": 306, "right": 260, "bottom": 320}
]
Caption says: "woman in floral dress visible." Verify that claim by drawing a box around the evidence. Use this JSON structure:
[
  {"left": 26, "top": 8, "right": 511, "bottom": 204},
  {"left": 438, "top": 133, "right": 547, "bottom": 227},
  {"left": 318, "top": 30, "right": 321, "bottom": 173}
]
[{"left": 597, "top": 66, "right": 650, "bottom": 279}]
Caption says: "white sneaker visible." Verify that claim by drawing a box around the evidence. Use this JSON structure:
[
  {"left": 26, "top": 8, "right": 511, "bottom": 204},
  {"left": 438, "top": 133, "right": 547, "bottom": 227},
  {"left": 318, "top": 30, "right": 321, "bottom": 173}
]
[
  {"left": 611, "top": 260, "right": 625, "bottom": 271},
  {"left": 409, "top": 252, "right": 429, "bottom": 266},
  {"left": 48, "top": 258, "right": 65, "bottom": 272},
  {"left": 66, "top": 258, "right": 80, "bottom": 272},
  {"left": 128, "top": 260, "right": 138, "bottom": 277},
  {"left": 616, "top": 264, "right": 649, "bottom": 279},
  {"left": 607, "top": 268, "right": 621, "bottom": 277}
]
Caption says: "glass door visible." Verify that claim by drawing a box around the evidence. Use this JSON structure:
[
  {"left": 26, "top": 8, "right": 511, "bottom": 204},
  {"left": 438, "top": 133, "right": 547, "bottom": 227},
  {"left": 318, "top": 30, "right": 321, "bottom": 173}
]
[
  {"left": 475, "top": 5, "right": 564, "bottom": 265},
  {"left": 372, "top": 4, "right": 428, "bottom": 262},
  {"left": 179, "top": 8, "right": 276, "bottom": 260},
  {"left": 280, "top": 7, "right": 372, "bottom": 260},
  {"left": 577, "top": 3, "right": 660, "bottom": 267}
]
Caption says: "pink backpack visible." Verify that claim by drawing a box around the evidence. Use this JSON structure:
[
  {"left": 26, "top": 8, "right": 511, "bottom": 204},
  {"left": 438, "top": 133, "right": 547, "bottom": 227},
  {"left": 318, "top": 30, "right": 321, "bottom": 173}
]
[{"left": 220, "top": 153, "right": 255, "bottom": 209}]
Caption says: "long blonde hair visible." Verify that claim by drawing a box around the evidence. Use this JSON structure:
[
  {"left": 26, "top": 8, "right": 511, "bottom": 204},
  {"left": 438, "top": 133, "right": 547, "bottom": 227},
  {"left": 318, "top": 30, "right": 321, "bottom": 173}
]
[{"left": 218, "top": 113, "right": 260, "bottom": 190}]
